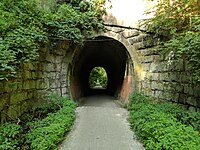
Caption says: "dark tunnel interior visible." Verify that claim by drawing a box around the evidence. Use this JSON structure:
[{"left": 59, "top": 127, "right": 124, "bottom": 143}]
[{"left": 70, "top": 36, "right": 130, "bottom": 100}]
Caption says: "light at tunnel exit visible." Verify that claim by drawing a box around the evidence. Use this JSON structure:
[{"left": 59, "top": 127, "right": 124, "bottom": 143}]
[{"left": 89, "top": 67, "right": 108, "bottom": 89}]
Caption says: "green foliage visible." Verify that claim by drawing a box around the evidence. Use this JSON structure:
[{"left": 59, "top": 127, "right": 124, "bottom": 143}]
[
  {"left": 26, "top": 98, "right": 77, "bottom": 150},
  {"left": 0, "top": 0, "right": 106, "bottom": 80},
  {"left": 0, "top": 123, "right": 22, "bottom": 150},
  {"left": 129, "top": 92, "right": 200, "bottom": 149},
  {"left": 0, "top": 94, "right": 77, "bottom": 150},
  {"left": 163, "top": 30, "right": 200, "bottom": 82},
  {"left": 0, "top": 0, "right": 46, "bottom": 80},
  {"left": 89, "top": 67, "right": 108, "bottom": 88},
  {"left": 145, "top": 0, "right": 200, "bottom": 82},
  {"left": 34, "top": 93, "right": 69, "bottom": 115},
  {"left": 145, "top": 0, "right": 198, "bottom": 35}
]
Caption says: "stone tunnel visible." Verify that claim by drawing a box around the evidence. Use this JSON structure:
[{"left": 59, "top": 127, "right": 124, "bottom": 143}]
[
  {"left": 70, "top": 36, "right": 133, "bottom": 101},
  {"left": 1, "top": 0, "right": 200, "bottom": 122}
]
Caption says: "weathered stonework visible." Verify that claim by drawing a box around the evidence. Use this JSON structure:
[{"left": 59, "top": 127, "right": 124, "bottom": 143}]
[
  {"left": 103, "top": 26, "right": 200, "bottom": 111},
  {"left": 0, "top": 24, "right": 200, "bottom": 123},
  {"left": 0, "top": 40, "right": 72, "bottom": 123}
]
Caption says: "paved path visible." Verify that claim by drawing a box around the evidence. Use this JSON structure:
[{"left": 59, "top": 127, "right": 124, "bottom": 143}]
[{"left": 59, "top": 94, "right": 144, "bottom": 150}]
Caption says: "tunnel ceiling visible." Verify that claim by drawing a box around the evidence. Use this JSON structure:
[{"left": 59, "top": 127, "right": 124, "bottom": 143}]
[{"left": 71, "top": 36, "right": 130, "bottom": 99}]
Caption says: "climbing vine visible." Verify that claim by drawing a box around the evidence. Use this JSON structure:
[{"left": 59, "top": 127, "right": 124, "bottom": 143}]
[
  {"left": 145, "top": 0, "right": 200, "bottom": 82},
  {"left": 0, "top": 0, "right": 106, "bottom": 80}
]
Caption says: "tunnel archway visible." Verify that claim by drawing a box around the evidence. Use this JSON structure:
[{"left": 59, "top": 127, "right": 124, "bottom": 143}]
[{"left": 70, "top": 36, "right": 133, "bottom": 101}]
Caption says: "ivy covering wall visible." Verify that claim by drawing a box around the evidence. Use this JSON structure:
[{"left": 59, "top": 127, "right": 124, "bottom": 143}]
[
  {"left": 0, "top": 0, "right": 106, "bottom": 80},
  {"left": 144, "top": 0, "right": 200, "bottom": 82}
]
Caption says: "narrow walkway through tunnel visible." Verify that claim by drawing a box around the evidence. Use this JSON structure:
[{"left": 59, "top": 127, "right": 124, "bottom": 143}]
[{"left": 70, "top": 36, "right": 133, "bottom": 101}]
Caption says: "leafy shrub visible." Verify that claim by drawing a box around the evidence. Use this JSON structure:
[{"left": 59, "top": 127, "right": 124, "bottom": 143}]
[
  {"left": 26, "top": 98, "right": 77, "bottom": 150},
  {"left": 129, "top": 92, "right": 200, "bottom": 149},
  {"left": 0, "top": 123, "right": 22, "bottom": 150},
  {"left": 0, "top": 0, "right": 106, "bottom": 80},
  {"left": 144, "top": 0, "right": 200, "bottom": 82},
  {"left": 157, "top": 101, "right": 200, "bottom": 132},
  {"left": 0, "top": 94, "right": 77, "bottom": 150},
  {"left": 34, "top": 93, "right": 68, "bottom": 115}
]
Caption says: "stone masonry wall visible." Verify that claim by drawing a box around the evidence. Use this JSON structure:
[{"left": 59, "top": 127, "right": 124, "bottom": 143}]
[
  {"left": 104, "top": 26, "right": 200, "bottom": 111},
  {"left": 0, "top": 40, "right": 72, "bottom": 123},
  {"left": 130, "top": 33, "right": 200, "bottom": 111}
]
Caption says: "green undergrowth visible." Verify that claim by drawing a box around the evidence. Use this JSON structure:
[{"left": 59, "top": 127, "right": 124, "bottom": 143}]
[
  {"left": 0, "top": 93, "right": 77, "bottom": 150},
  {"left": 128, "top": 92, "right": 200, "bottom": 150}
]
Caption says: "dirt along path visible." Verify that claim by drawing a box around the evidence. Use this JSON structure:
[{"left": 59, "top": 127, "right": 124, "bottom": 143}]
[{"left": 59, "top": 93, "right": 144, "bottom": 150}]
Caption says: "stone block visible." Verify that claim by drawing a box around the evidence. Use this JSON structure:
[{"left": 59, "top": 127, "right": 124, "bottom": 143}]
[
  {"left": 179, "top": 94, "right": 187, "bottom": 104},
  {"left": 143, "top": 82, "right": 151, "bottom": 89},
  {"left": 188, "top": 106, "right": 196, "bottom": 112},
  {"left": 4, "top": 82, "right": 18, "bottom": 92},
  {"left": 184, "top": 85, "right": 193, "bottom": 95},
  {"left": 24, "top": 62, "right": 35, "bottom": 71},
  {"left": 174, "top": 60, "right": 184, "bottom": 71},
  {"left": 7, "top": 105, "right": 20, "bottom": 119},
  {"left": 196, "top": 98, "right": 200, "bottom": 108},
  {"left": 24, "top": 70, "right": 32, "bottom": 79},
  {"left": 20, "top": 101, "right": 30, "bottom": 116},
  {"left": 36, "top": 79, "right": 49, "bottom": 90},
  {"left": 0, "top": 94, "right": 8, "bottom": 111},
  {"left": 172, "top": 93, "right": 179, "bottom": 102},
  {"left": 143, "top": 40, "right": 156, "bottom": 48},
  {"left": 0, "top": 82, "right": 4, "bottom": 93},
  {"left": 45, "top": 54, "right": 54, "bottom": 63},
  {"left": 152, "top": 73, "right": 160, "bottom": 81},
  {"left": 143, "top": 56, "right": 154, "bottom": 63},
  {"left": 27, "top": 92, "right": 34, "bottom": 99},
  {"left": 61, "top": 66, "right": 68, "bottom": 74},
  {"left": 37, "top": 63, "right": 45, "bottom": 71},
  {"left": 23, "top": 80, "right": 36, "bottom": 90},
  {"left": 31, "top": 71, "right": 37, "bottom": 79},
  {"left": 140, "top": 49, "right": 160, "bottom": 56},
  {"left": 55, "top": 56, "right": 63, "bottom": 64},
  {"left": 45, "top": 63, "right": 54, "bottom": 72},
  {"left": 163, "top": 82, "right": 170, "bottom": 91},
  {"left": 128, "top": 36, "right": 141, "bottom": 45},
  {"left": 57, "top": 41, "right": 70, "bottom": 52},
  {"left": 49, "top": 79, "right": 60, "bottom": 89},
  {"left": 44, "top": 79, "right": 50, "bottom": 89},
  {"left": 0, "top": 111, "right": 7, "bottom": 124},
  {"left": 180, "top": 73, "right": 188, "bottom": 83},
  {"left": 160, "top": 73, "right": 170, "bottom": 82},
  {"left": 193, "top": 85, "right": 200, "bottom": 97},
  {"left": 175, "top": 84, "right": 184, "bottom": 93},
  {"left": 133, "top": 42, "right": 145, "bottom": 49},
  {"left": 169, "top": 72, "right": 181, "bottom": 82},
  {"left": 122, "top": 30, "right": 140, "bottom": 38},
  {"left": 36, "top": 79, "right": 44, "bottom": 89},
  {"left": 61, "top": 87, "right": 67, "bottom": 95},
  {"left": 37, "top": 71, "right": 44, "bottom": 79},
  {"left": 154, "top": 90, "right": 162, "bottom": 98},
  {"left": 149, "top": 63, "right": 158, "bottom": 73},
  {"left": 157, "top": 62, "right": 165, "bottom": 72},
  {"left": 161, "top": 92, "right": 173, "bottom": 101},
  {"left": 151, "top": 82, "right": 163, "bottom": 90},
  {"left": 10, "top": 92, "right": 28, "bottom": 105},
  {"left": 186, "top": 97, "right": 197, "bottom": 106}
]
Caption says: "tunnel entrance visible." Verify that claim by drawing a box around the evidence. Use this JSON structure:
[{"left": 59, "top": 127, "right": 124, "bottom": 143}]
[{"left": 70, "top": 36, "right": 133, "bottom": 101}]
